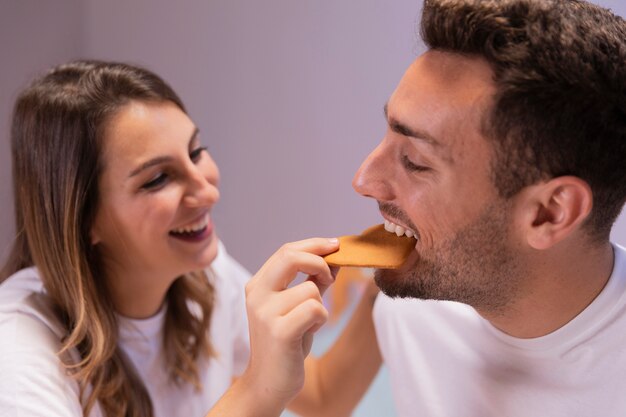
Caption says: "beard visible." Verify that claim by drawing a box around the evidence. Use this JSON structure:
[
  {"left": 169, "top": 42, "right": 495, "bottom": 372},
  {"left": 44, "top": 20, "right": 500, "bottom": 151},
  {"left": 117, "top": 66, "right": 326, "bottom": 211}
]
[{"left": 375, "top": 200, "right": 524, "bottom": 313}]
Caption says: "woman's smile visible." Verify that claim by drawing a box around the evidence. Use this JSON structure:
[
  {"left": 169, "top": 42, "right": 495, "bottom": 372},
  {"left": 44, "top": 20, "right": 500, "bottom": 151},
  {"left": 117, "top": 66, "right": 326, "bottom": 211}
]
[{"left": 169, "top": 212, "right": 214, "bottom": 243}]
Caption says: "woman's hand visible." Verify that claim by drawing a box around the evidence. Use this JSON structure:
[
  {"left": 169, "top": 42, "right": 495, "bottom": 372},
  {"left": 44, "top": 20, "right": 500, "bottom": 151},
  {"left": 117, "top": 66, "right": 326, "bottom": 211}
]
[
  {"left": 238, "top": 237, "right": 339, "bottom": 413},
  {"left": 207, "top": 238, "right": 339, "bottom": 417}
]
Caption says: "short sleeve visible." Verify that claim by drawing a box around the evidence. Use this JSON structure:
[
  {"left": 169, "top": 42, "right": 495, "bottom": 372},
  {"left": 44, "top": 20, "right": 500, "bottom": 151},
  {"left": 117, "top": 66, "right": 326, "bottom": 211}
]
[{"left": 0, "top": 312, "right": 85, "bottom": 417}]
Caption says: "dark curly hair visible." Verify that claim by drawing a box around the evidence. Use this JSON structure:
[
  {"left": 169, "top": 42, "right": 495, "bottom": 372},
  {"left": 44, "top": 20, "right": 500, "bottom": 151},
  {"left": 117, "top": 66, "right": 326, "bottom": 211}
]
[{"left": 421, "top": 0, "right": 626, "bottom": 241}]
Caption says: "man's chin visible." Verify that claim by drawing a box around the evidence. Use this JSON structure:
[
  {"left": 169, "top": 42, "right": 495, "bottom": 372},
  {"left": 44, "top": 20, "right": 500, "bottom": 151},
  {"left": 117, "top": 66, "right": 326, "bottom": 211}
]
[{"left": 373, "top": 250, "right": 422, "bottom": 299}]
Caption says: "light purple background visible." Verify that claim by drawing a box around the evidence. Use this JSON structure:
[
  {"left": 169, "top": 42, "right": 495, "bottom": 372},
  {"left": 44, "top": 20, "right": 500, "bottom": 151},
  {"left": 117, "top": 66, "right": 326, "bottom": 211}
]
[{"left": 1, "top": 1, "right": 625, "bottom": 416}]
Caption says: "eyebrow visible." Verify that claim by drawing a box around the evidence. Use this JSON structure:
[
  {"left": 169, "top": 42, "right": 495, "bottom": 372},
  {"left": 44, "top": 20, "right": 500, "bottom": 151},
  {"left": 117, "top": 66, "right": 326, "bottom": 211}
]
[
  {"left": 384, "top": 103, "right": 440, "bottom": 146},
  {"left": 128, "top": 127, "right": 200, "bottom": 178}
]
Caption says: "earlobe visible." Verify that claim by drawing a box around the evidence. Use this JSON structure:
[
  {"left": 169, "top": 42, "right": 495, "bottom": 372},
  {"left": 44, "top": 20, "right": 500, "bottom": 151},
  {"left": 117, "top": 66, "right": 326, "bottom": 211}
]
[
  {"left": 90, "top": 227, "right": 101, "bottom": 245},
  {"left": 525, "top": 177, "right": 592, "bottom": 250}
]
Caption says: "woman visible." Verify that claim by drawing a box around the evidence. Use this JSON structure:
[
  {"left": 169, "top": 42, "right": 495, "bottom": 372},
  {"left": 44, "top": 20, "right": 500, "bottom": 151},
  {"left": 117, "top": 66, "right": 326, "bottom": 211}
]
[{"left": 0, "top": 60, "right": 377, "bottom": 417}]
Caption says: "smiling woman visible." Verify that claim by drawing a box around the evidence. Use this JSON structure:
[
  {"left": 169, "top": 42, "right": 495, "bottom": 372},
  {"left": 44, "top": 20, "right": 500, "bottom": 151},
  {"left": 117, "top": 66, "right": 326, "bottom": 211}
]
[
  {"left": 92, "top": 100, "right": 221, "bottom": 319},
  {"left": 0, "top": 60, "right": 363, "bottom": 417}
]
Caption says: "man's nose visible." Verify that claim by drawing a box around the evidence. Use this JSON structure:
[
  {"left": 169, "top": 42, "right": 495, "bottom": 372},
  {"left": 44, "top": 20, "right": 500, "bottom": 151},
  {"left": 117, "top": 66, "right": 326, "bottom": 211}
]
[{"left": 352, "top": 140, "right": 395, "bottom": 202}]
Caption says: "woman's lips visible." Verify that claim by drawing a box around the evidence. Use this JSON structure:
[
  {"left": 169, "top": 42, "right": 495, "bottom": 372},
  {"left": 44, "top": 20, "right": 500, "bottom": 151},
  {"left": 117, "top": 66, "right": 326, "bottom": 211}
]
[
  {"left": 169, "top": 224, "right": 213, "bottom": 242},
  {"left": 169, "top": 213, "right": 214, "bottom": 242}
]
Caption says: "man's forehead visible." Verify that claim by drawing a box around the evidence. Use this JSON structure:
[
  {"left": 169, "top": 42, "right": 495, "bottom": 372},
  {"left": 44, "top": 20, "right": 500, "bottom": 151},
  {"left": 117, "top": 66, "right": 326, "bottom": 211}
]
[
  {"left": 403, "top": 51, "right": 495, "bottom": 102},
  {"left": 386, "top": 50, "right": 496, "bottom": 160}
]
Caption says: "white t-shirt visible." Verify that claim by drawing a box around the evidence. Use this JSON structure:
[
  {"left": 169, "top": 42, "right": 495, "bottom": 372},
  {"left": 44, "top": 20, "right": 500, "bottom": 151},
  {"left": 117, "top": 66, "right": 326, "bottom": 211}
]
[
  {"left": 374, "top": 244, "right": 626, "bottom": 417},
  {"left": 0, "top": 242, "right": 251, "bottom": 417}
]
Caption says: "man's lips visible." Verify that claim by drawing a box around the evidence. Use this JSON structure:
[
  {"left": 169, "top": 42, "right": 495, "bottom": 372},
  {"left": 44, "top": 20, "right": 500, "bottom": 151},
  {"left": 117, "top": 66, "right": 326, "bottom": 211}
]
[{"left": 383, "top": 217, "right": 418, "bottom": 239}]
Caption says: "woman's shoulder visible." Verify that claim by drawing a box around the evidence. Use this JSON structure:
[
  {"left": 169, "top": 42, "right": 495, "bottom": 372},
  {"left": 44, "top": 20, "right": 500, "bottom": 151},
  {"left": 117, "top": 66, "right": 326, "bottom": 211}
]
[
  {"left": 0, "top": 269, "right": 85, "bottom": 416},
  {"left": 0, "top": 267, "right": 44, "bottom": 303},
  {"left": 0, "top": 267, "right": 66, "bottom": 350},
  {"left": 210, "top": 241, "right": 252, "bottom": 290}
]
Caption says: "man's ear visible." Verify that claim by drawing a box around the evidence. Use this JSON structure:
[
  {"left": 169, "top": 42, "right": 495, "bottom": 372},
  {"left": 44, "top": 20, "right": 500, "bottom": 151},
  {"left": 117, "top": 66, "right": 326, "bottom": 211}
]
[{"left": 522, "top": 176, "right": 593, "bottom": 250}]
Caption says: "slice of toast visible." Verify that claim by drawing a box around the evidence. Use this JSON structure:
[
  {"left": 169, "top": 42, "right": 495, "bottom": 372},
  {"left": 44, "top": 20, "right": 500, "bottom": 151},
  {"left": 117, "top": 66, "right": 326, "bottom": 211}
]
[{"left": 324, "top": 224, "right": 416, "bottom": 269}]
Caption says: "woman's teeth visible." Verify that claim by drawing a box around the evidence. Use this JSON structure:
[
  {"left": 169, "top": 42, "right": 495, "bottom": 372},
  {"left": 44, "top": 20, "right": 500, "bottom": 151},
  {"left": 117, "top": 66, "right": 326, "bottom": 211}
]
[
  {"left": 384, "top": 219, "right": 416, "bottom": 239},
  {"left": 171, "top": 214, "right": 209, "bottom": 234}
]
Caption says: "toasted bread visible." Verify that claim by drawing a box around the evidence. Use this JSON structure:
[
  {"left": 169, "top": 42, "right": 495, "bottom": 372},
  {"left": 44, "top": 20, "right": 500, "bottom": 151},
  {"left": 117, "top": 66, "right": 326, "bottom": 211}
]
[{"left": 324, "top": 224, "right": 416, "bottom": 269}]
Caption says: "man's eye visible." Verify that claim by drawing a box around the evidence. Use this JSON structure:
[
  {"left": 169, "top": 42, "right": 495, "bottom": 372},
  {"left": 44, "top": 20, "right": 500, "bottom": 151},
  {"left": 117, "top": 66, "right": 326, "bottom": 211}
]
[
  {"left": 141, "top": 173, "right": 168, "bottom": 190},
  {"left": 190, "top": 146, "right": 207, "bottom": 162},
  {"left": 402, "top": 155, "right": 430, "bottom": 172}
]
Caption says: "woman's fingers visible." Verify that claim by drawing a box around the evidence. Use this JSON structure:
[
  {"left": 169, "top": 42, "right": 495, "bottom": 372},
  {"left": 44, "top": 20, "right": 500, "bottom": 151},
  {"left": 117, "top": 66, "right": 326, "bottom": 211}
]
[
  {"left": 278, "top": 298, "right": 329, "bottom": 350},
  {"left": 268, "top": 280, "right": 323, "bottom": 316},
  {"left": 277, "top": 237, "right": 339, "bottom": 256},
  {"left": 249, "top": 238, "right": 338, "bottom": 294},
  {"left": 241, "top": 237, "right": 340, "bottom": 406}
]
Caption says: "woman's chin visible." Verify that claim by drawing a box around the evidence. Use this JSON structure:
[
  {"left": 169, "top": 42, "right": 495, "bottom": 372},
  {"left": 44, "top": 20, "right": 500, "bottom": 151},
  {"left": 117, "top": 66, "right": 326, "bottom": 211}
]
[{"left": 194, "top": 235, "right": 220, "bottom": 269}]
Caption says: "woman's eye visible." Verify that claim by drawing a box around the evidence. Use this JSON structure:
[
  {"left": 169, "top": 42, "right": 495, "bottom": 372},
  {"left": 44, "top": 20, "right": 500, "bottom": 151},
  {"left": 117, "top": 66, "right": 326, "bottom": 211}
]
[
  {"left": 190, "top": 146, "right": 207, "bottom": 163},
  {"left": 141, "top": 173, "right": 169, "bottom": 190},
  {"left": 402, "top": 155, "right": 430, "bottom": 173}
]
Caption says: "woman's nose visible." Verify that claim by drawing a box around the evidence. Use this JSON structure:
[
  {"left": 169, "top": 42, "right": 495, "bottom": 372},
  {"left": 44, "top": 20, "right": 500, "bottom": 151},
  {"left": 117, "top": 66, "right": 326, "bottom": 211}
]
[
  {"left": 183, "top": 159, "right": 220, "bottom": 208},
  {"left": 352, "top": 140, "right": 396, "bottom": 202}
]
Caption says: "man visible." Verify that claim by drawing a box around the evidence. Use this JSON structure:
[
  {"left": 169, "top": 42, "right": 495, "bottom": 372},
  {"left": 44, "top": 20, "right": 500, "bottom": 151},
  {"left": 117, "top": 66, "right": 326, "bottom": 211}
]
[{"left": 351, "top": 0, "right": 626, "bottom": 415}]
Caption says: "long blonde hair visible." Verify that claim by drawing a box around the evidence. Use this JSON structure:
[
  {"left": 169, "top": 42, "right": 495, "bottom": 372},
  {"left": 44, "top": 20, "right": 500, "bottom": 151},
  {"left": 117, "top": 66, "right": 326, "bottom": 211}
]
[{"left": 1, "top": 60, "right": 216, "bottom": 417}]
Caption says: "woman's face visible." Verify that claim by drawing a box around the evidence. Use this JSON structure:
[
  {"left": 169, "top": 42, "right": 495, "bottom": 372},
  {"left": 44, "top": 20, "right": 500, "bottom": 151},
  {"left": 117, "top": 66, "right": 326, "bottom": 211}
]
[{"left": 91, "top": 100, "right": 220, "bottom": 290}]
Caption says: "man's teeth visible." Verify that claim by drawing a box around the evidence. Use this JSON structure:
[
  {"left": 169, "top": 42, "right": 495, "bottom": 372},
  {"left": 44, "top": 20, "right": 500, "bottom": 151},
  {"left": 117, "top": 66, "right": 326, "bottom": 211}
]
[
  {"left": 384, "top": 219, "right": 416, "bottom": 239},
  {"left": 172, "top": 214, "right": 209, "bottom": 234}
]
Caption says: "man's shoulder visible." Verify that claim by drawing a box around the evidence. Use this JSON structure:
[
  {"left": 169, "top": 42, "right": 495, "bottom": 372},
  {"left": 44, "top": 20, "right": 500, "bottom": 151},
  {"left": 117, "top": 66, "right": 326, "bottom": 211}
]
[
  {"left": 608, "top": 242, "right": 626, "bottom": 292},
  {"left": 614, "top": 242, "right": 626, "bottom": 267}
]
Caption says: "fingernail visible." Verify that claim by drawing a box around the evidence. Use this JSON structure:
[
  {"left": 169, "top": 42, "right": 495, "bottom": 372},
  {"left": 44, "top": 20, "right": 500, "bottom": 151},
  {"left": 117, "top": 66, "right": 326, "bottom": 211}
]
[{"left": 328, "top": 238, "right": 339, "bottom": 244}]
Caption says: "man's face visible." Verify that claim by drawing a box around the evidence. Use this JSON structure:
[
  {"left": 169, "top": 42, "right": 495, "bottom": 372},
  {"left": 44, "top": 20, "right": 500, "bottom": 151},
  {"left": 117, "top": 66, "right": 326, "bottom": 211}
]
[{"left": 353, "top": 50, "right": 525, "bottom": 311}]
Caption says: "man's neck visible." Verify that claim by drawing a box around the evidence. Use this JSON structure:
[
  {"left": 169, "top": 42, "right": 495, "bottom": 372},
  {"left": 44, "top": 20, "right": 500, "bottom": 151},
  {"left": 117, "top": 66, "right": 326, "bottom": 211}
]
[{"left": 477, "top": 240, "right": 615, "bottom": 339}]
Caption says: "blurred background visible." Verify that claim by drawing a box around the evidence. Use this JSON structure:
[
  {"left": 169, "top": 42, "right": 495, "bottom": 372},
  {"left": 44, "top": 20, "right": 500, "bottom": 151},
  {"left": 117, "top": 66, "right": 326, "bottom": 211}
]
[{"left": 1, "top": 1, "right": 625, "bottom": 416}]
